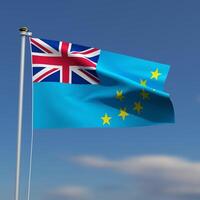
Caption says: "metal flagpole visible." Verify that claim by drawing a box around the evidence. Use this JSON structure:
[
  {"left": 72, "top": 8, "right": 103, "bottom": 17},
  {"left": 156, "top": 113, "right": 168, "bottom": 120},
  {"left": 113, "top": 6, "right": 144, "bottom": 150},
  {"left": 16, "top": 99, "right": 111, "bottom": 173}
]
[{"left": 15, "top": 27, "right": 31, "bottom": 200}]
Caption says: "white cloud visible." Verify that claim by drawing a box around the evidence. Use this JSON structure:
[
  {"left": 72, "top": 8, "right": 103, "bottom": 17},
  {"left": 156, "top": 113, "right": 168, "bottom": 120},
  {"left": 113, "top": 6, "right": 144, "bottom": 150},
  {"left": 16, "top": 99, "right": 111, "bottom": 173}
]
[
  {"left": 72, "top": 155, "right": 112, "bottom": 168},
  {"left": 72, "top": 155, "right": 200, "bottom": 197},
  {"left": 51, "top": 185, "right": 91, "bottom": 199}
]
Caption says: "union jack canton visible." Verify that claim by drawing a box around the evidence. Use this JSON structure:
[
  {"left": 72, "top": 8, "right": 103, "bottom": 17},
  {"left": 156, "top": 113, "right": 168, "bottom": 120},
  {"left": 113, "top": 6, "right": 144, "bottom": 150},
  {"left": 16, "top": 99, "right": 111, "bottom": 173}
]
[{"left": 30, "top": 38, "right": 101, "bottom": 84}]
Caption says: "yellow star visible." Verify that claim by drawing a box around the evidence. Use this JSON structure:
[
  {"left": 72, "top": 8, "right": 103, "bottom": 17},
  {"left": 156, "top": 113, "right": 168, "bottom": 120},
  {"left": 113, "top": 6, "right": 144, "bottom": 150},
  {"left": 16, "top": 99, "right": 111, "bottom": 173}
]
[
  {"left": 118, "top": 108, "right": 129, "bottom": 120},
  {"left": 101, "top": 113, "right": 112, "bottom": 125},
  {"left": 140, "top": 79, "right": 147, "bottom": 87},
  {"left": 134, "top": 102, "right": 143, "bottom": 114},
  {"left": 116, "top": 90, "right": 124, "bottom": 101},
  {"left": 151, "top": 68, "right": 161, "bottom": 80},
  {"left": 140, "top": 90, "right": 150, "bottom": 100}
]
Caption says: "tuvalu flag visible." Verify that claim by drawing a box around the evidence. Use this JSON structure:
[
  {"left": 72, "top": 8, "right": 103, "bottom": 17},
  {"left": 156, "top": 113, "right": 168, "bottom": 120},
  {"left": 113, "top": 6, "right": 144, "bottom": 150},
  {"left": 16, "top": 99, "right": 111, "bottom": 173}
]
[{"left": 30, "top": 37, "right": 174, "bottom": 128}]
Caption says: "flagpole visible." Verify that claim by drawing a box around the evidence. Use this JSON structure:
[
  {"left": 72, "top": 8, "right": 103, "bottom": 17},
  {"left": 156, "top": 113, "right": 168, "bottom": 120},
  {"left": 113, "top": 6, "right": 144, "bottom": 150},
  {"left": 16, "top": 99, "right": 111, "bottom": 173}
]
[{"left": 15, "top": 27, "right": 31, "bottom": 200}]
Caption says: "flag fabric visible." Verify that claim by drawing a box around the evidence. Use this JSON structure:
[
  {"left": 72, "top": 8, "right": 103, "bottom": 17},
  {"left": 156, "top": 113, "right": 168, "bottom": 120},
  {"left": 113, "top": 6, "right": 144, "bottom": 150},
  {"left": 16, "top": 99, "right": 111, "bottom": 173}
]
[
  {"left": 30, "top": 37, "right": 174, "bottom": 128},
  {"left": 31, "top": 38, "right": 100, "bottom": 84}
]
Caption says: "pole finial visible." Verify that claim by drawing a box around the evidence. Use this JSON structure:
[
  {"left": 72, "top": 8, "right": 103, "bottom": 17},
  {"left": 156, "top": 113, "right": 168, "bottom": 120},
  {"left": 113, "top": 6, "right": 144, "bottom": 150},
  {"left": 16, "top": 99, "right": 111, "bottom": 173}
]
[
  {"left": 19, "top": 27, "right": 29, "bottom": 32},
  {"left": 19, "top": 27, "right": 32, "bottom": 36}
]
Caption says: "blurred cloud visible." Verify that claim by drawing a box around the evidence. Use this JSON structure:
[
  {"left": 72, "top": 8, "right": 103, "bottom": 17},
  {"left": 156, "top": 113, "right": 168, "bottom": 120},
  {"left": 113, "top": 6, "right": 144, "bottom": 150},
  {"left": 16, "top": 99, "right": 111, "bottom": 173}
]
[
  {"left": 49, "top": 185, "right": 91, "bottom": 200},
  {"left": 72, "top": 155, "right": 200, "bottom": 199}
]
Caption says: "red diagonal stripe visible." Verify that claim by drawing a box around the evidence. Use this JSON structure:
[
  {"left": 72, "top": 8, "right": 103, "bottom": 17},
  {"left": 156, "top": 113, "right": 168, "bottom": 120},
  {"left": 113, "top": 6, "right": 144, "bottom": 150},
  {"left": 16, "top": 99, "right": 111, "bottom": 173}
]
[
  {"left": 31, "top": 38, "right": 52, "bottom": 53},
  {"left": 81, "top": 48, "right": 99, "bottom": 55},
  {"left": 33, "top": 68, "right": 58, "bottom": 82},
  {"left": 72, "top": 48, "right": 99, "bottom": 55},
  {"left": 79, "top": 69, "right": 100, "bottom": 83}
]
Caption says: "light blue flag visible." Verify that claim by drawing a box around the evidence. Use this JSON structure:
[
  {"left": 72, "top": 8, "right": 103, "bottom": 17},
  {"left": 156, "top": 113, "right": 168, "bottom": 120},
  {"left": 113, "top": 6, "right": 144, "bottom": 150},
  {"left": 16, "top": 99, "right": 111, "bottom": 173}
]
[{"left": 30, "top": 38, "right": 174, "bottom": 128}]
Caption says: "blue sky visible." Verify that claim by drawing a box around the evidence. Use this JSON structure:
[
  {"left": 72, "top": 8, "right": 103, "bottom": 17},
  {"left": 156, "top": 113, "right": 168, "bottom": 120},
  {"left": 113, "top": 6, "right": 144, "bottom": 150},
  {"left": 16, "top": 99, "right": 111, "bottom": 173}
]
[{"left": 0, "top": 0, "right": 200, "bottom": 200}]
